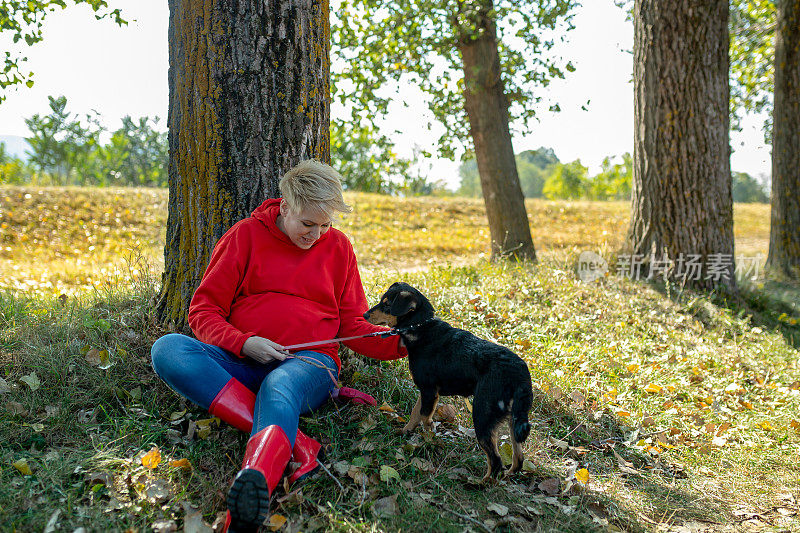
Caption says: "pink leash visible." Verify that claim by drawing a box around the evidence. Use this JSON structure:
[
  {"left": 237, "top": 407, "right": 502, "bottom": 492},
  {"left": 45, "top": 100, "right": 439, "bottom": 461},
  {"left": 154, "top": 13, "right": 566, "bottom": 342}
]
[
  {"left": 281, "top": 329, "right": 398, "bottom": 351},
  {"left": 279, "top": 329, "right": 399, "bottom": 394}
]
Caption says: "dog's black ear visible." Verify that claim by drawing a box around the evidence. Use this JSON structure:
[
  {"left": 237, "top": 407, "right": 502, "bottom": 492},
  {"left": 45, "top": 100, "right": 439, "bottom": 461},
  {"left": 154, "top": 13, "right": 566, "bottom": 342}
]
[{"left": 390, "top": 290, "right": 417, "bottom": 316}]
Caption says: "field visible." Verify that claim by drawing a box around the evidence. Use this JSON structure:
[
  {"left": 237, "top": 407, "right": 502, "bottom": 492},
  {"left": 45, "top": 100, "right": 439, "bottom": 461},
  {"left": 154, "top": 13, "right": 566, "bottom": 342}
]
[{"left": 1, "top": 186, "right": 799, "bottom": 533}]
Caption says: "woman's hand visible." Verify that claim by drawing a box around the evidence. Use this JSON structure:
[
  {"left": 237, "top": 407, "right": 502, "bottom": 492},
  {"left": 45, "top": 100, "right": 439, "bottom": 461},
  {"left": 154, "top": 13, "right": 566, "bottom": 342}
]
[{"left": 242, "top": 336, "right": 289, "bottom": 364}]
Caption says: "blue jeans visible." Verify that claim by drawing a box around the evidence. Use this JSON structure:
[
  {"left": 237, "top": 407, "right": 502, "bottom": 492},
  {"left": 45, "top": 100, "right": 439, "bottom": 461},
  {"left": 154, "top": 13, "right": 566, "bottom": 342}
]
[{"left": 150, "top": 333, "right": 338, "bottom": 446}]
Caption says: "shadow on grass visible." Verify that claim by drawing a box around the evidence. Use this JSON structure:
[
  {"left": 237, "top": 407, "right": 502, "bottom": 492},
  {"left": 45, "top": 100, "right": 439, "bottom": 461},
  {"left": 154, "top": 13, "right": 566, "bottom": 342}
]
[
  {"left": 526, "top": 390, "right": 732, "bottom": 532},
  {"left": 651, "top": 276, "right": 800, "bottom": 349}
]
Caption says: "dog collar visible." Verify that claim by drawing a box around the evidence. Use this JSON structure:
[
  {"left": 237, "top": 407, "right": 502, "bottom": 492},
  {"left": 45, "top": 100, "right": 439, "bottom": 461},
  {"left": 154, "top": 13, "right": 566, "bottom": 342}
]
[{"left": 394, "top": 317, "right": 437, "bottom": 334}]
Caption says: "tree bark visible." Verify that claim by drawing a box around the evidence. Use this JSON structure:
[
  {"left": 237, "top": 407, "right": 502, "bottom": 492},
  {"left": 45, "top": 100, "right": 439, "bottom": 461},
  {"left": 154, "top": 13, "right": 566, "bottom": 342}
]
[
  {"left": 628, "top": 0, "right": 735, "bottom": 290},
  {"left": 457, "top": 0, "right": 536, "bottom": 262},
  {"left": 767, "top": 0, "right": 800, "bottom": 279},
  {"left": 157, "top": 0, "right": 330, "bottom": 330}
]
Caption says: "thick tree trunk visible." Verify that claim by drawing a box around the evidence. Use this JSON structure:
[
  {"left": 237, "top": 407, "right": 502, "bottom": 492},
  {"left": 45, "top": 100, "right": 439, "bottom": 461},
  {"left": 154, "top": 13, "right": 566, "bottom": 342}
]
[
  {"left": 767, "top": 0, "right": 800, "bottom": 279},
  {"left": 157, "top": 0, "right": 330, "bottom": 330},
  {"left": 628, "top": 0, "right": 735, "bottom": 290},
  {"left": 457, "top": 1, "right": 536, "bottom": 262}
]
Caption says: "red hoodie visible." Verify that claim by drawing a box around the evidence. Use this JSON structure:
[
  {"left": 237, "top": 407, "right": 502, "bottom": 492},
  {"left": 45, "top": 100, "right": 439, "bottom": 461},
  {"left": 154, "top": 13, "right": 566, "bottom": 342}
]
[{"left": 188, "top": 198, "right": 405, "bottom": 369}]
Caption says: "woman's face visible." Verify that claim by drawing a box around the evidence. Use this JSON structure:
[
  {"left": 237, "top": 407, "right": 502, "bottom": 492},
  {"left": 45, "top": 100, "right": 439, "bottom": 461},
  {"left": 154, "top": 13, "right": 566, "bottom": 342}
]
[{"left": 278, "top": 200, "right": 332, "bottom": 249}]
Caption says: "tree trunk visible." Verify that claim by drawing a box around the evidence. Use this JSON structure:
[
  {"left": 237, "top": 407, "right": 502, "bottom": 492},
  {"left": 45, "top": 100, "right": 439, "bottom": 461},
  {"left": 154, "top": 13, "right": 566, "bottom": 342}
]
[
  {"left": 628, "top": 0, "right": 735, "bottom": 290},
  {"left": 156, "top": 0, "right": 330, "bottom": 330},
  {"left": 457, "top": 0, "right": 536, "bottom": 262},
  {"left": 767, "top": 0, "right": 800, "bottom": 279}
]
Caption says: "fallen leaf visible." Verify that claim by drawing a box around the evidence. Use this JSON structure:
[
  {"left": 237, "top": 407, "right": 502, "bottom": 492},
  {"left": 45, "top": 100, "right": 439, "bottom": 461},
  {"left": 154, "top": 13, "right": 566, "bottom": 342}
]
[
  {"left": 182, "top": 501, "right": 213, "bottom": 533},
  {"left": 151, "top": 519, "right": 177, "bottom": 533},
  {"left": 169, "top": 458, "right": 192, "bottom": 470},
  {"left": 758, "top": 421, "right": 774, "bottom": 431},
  {"left": 0, "top": 377, "right": 10, "bottom": 394},
  {"left": 380, "top": 465, "right": 400, "bottom": 483},
  {"left": 575, "top": 468, "right": 590, "bottom": 486},
  {"left": 141, "top": 447, "right": 162, "bottom": 469},
  {"left": 13, "top": 458, "right": 32, "bottom": 475},
  {"left": 499, "top": 442, "right": 513, "bottom": 466},
  {"left": 548, "top": 437, "right": 569, "bottom": 451},
  {"left": 378, "top": 402, "right": 396, "bottom": 413},
  {"left": 538, "top": 477, "right": 561, "bottom": 495},
  {"left": 43, "top": 509, "right": 61, "bottom": 533},
  {"left": 434, "top": 404, "right": 457, "bottom": 423},
  {"left": 487, "top": 502, "right": 509, "bottom": 516},
  {"left": 145, "top": 478, "right": 172, "bottom": 503},
  {"left": 644, "top": 383, "right": 662, "bottom": 394},
  {"left": 790, "top": 419, "right": 800, "bottom": 431},
  {"left": 411, "top": 457, "right": 434, "bottom": 472},
  {"left": 463, "top": 397, "right": 473, "bottom": 413},
  {"left": 347, "top": 466, "right": 367, "bottom": 485},
  {"left": 332, "top": 461, "right": 350, "bottom": 476},
  {"left": 267, "top": 514, "right": 287, "bottom": 531},
  {"left": 373, "top": 494, "right": 398, "bottom": 517},
  {"left": 19, "top": 372, "right": 40, "bottom": 392}
]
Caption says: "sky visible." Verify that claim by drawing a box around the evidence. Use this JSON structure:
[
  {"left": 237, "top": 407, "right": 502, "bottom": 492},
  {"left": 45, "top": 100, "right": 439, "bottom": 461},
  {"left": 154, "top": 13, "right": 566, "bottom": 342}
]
[{"left": 0, "top": 0, "right": 772, "bottom": 190}]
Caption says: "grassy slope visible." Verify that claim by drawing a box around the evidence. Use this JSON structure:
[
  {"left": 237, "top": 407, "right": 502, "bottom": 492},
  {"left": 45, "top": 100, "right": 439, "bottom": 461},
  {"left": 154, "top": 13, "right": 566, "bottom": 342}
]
[{"left": 0, "top": 187, "right": 798, "bottom": 532}]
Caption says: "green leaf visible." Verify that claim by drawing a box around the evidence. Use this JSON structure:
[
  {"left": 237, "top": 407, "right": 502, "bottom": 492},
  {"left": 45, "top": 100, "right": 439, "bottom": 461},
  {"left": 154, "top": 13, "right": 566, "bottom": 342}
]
[{"left": 379, "top": 465, "right": 401, "bottom": 483}]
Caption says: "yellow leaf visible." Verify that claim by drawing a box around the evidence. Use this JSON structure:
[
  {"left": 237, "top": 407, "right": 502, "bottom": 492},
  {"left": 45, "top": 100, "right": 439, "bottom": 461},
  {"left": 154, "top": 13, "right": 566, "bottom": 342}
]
[
  {"left": 13, "top": 459, "right": 32, "bottom": 476},
  {"left": 626, "top": 364, "right": 640, "bottom": 373},
  {"left": 790, "top": 419, "right": 800, "bottom": 431},
  {"left": 739, "top": 399, "right": 754, "bottom": 410},
  {"left": 499, "top": 442, "right": 513, "bottom": 466},
  {"left": 268, "top": 514, "right": 287, "bottom": 531},
  {"left": 645, "top": 383, "right": 662, "bottom": 394},
  {"left": 169, "top": 458, "right": 192, "bottom": 470},
  {"left": 616, "top": 410, "right": 631, "bottom": 418},
  {"left": 141, "top": 447, "right": 161, "bottom": 469},
  {"left": 758, "top": 421, "right": 774, "bottom": 431},
  {"left": 575, "top": 468, "right": 590, "bottom": 485},
  {"left": 378, "top": 402, "right": 396, "bottom": 413},
  {"left": 463, "top": 397, "right": 472, "bottom": 413}
]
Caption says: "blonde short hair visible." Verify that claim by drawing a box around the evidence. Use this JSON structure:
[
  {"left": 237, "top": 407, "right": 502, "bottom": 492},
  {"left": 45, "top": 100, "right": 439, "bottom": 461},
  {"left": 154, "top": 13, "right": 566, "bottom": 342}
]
[{"left": 279, "top": 160, "right": 352, "bottom": 217}]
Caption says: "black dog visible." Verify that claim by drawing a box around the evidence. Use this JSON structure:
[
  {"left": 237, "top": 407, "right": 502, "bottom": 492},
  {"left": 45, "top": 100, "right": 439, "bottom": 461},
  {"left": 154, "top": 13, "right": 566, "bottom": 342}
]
[{"left": 364, "top": 282, "right": 533, "bottom": 480}]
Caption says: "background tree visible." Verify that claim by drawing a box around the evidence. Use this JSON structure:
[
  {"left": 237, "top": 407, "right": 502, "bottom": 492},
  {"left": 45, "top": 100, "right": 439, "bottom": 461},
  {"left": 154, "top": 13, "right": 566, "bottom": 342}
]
[
  {"left": 587, "top": 153, "right": 632, "bottom": 201},
  {"left": 517, "top": 147, "right": 559, "bottom": 198},
  {"left": 334, "top": 0, "right": 578, "bottom": 260},
  {"left": 24, "top": 95, "right": 101, "bottom": 185},
  {"left": 105, "top": 116, "right": 168, "bottom": 187},
  {"left": 628, "top": 0, "right": 735, "bottom": 289},
  {"left": 732, "top": 172, "right": 769, "bottom": 203},
  {"left": 767, "top": 0, "right": 800, "bottom": 279},
  {"left": 458, "top": 147, "right": 559, "bottom": 198},
  {"left": 0, "top": 1, "right": 125, "bottom": 101},
  {"left": 331, "top": 120, "right": 411, "bottom": 194},
  {"left": 730, "top": 0, "right": 776, "bottom": 137},
  {"left": 156, "top": 0, "right": 331, "bottom": 329},
  {"left": 542, "top": 159, "right": 587, "bottom": 200}
]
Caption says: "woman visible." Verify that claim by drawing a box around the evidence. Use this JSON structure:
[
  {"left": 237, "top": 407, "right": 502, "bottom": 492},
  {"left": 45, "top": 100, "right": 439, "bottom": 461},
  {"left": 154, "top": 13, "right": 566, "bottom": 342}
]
[{"left": 150, "top": 160, "right": 405, "bottom": 532}]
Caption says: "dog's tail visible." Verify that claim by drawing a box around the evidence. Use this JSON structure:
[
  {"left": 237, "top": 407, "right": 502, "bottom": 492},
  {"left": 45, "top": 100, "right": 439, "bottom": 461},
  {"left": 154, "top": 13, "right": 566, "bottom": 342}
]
[{"left": 511, "top": 384, "right": 533, "bottom": 443}]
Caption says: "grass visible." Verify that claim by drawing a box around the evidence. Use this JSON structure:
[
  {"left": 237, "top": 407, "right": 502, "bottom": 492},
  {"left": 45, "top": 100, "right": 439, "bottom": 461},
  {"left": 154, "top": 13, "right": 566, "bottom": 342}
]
[{"left": 1, "top": 186, "right": 798, "bottom": 532}]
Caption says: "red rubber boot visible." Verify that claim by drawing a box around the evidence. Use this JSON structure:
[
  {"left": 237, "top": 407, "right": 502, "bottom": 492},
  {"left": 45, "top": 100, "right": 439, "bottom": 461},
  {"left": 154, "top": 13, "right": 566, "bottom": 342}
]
[
  {"left": 209, "top": 378, "right": 255, "bottom": 433},
  {"left": 288, "top": 429, "right": 323, "bottom": 485},
  {"left": 225, "top": 425, "right": 292, "bottom": 532}
]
